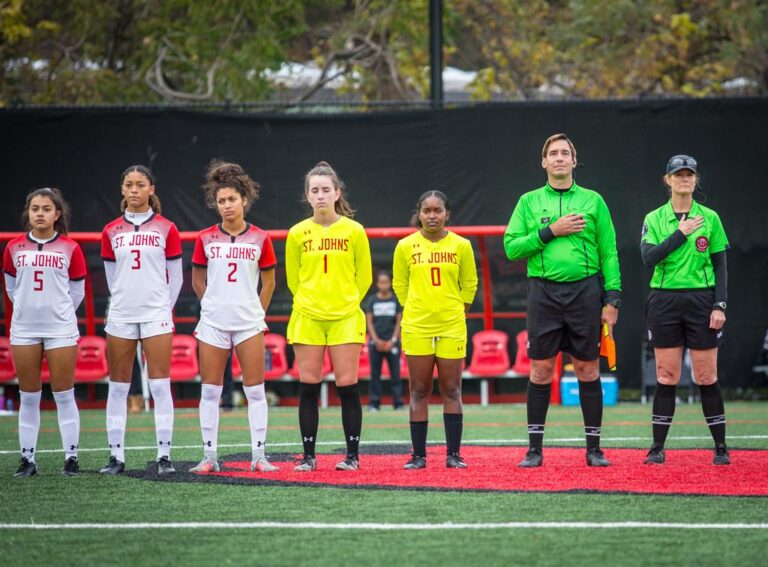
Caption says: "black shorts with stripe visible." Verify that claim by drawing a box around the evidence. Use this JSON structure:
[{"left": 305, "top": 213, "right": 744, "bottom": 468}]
[
  {"left": 526, "top": 274, "right": 603, "bottom": 361},
  {"left": 645, "top": 288, "right": 723, "bottom": 349}
]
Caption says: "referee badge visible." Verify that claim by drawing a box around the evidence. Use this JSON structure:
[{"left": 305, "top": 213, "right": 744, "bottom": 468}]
[
  {"left": 641, "top": 224, "right": 648, "bottom": 237},
  {"left": 696, "top": 236, "right": 709, "bottom": 252},
  {"left": 541, "top": 217, "right": 550, "bottom": 224}
]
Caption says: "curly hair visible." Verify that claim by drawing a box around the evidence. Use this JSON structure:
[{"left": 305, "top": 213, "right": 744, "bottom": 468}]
[{"left": 203, "top": 160, "right": 260, "bottom": 213}]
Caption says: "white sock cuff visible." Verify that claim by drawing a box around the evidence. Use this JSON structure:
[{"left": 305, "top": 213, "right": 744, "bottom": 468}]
[
  {"left": 149, "top": 377, "right": 171, "bottom": 397},
  {"left": 244, "top": 383, "right": 266, "bottom": 401},
  {"left": 20, "top": 390, "right": 42, "bottom": 405},
  {"left": 53, "top": 388, "right": 76, "bottom": 403},
  {"left": 201, "top": 383, "right": 223, "bottom": 401},
  {"left": 109, "top": 381, "right": 131, "bottom": 397}
]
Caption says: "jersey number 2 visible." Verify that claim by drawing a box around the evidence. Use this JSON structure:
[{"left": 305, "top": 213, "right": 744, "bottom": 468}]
[
  {"left": 431, "top": 266, "right": 441, "bottom": 286},
  {"left": 228, "top": 262, "right": 238, "bottom": 282}
]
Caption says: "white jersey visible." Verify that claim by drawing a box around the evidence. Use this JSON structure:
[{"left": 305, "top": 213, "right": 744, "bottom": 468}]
[
  {"left": 3, "top": 233, "right": 86, "bottom": 338},
  {"left": 101, "top": 213, "right": 182, "bottom": 323},
  {"left": 192, "top": 224, "right": 276, "bottom": 331}
]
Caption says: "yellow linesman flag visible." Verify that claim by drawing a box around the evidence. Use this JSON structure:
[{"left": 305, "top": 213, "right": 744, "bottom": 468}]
[{"left": 600, "top": 323, "right": 617, "bottom": 371}]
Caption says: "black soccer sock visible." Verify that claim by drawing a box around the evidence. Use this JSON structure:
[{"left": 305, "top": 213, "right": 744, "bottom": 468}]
[
  {"left": 410, "top": 421, "right": 428, "bottom": 457},
  {"left": 699, "top": 382, "right": 726, "bottom": 446},
  {"left": 337, "top": 384, "right": 362, "bottom": 456},
  {"left": 651, "top": 382, "right": 677, "bottom": 447},
  {"left": 526, "top": 382, "right": 551, "bottom": 450},
  {"left": 578, "top": 378, "right": 603, "bottom": 450},
  {"left": 298, "top": 382, "right": 321, "bottom": 457},
  {"left": 443, "top": 413, "right": 463, "bottom": 455}
]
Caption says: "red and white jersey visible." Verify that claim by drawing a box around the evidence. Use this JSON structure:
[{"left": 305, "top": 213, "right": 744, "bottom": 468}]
[
  {"left": 101, "top": 213, "right": 182, "bottom": 323},
  {"left": 3, "top": 233, "right": 86, "bottom": 338},
  {"left": 192, "top": 224, "right": 277, "bottom": 331}
]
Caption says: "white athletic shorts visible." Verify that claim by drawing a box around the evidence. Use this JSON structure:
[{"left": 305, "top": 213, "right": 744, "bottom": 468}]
[
  {"left": 193, "top": 320, "right": 268, "bottom": 350},
  {"left": 10, "top": 334, "right": 80, "bottom": 349},
  {"left": 105, "top": 319, "right": 174, "bottom": 340}
]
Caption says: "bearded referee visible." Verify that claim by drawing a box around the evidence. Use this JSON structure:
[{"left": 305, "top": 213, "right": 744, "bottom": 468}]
[{"left": 504, "top": 133, "right": 622, "bottom": 467}]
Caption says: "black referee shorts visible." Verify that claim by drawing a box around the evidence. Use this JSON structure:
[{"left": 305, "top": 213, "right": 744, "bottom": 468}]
[
  {"left": 646, "top": 289, "right": 723, "bottom": 350},
  {"left": 526, "top": 275, "right": 603, "bottom": 361}
]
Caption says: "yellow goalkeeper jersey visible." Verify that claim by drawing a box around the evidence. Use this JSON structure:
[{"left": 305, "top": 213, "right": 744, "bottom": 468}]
[
  {"left": 286, "top": 216, "right": 372, "bottom": 320},
  {"left": 393, "top": 230, "right": 478, "bottom": 336}
]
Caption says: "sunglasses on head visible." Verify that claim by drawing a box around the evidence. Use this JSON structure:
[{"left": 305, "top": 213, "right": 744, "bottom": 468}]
[{"left": 667, "top": 155, "right": 697, "bottom": 173}]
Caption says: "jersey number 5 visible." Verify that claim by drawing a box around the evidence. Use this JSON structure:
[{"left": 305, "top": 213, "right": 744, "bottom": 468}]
[
  {"left": 131, "top": 249, "right": 141, "bottom": 270},
  {"left": 33, "top": 270, "right": 44, "bottom": 291},
  {"left": 431, "top": 266, "right": 441, "bottom": 286},
  {"left": 228, "top": 262, "right": 238, "bottom": 282}
]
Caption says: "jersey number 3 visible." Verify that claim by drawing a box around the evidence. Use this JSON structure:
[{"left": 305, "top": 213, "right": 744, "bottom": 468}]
[{"left": 131, "top": 249, "right": 141, "bottom": 270}]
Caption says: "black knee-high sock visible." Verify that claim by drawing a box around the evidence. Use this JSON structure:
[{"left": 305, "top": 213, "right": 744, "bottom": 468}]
[
  {"left": 444, "top": 413, "right": 463, "bottom": 455},
  {"left": 652, "top": 382, "right": 677, "bottom": 447},
  {"left": 578, "top": 379, "right": 603, "bottom": 450},
  {"left": 526, "top": 382, "right": 551, "bottom": 449},
  {"left": 299, "top": 382, "right": 321, "bottom": 456},
  {"left": 337, "top": 384, "right": 362, "bottom": 456},
  {"left": 410, "top": 421, "right": 428, "bottom": 457},
  {"left": 699, "top": 382, "right": 726, "bottom": 445}
]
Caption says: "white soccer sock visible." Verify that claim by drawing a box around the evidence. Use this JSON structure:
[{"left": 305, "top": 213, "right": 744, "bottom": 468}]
[
  {"left": 149, "top": 378, "right": 174, "bottom": 460},
  {"left": 199, "top": 384, "right": 223, "bottom": 459},
  {"left": 53, "top": 388, "right": 80, "bottom": 459},
  {"left": 106, "top": 381, "right": 131, "bottom": 462},
  {"left": 244, "top": 383, "right": 269, "bottom": 458},
  {"left": 19, "top": 390, "right": 42, "bottom": 462}
]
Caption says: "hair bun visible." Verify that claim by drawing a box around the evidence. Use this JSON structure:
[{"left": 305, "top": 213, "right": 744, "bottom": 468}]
[
  {"left": 314, "top": 161, "right": 331, "bottom": 168},
  {"left": 207, "top": 160, "right": 245, "bottom": 184}
]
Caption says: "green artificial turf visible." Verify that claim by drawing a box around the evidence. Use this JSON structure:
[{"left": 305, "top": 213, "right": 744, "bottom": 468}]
[{"left": 1, "top": 401, "right": 766, "bottom": 566}]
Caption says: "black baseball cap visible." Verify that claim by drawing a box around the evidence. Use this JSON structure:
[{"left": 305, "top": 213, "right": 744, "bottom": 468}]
[{"left": 666, "top": 155, "right": 698, "bottom": 174}]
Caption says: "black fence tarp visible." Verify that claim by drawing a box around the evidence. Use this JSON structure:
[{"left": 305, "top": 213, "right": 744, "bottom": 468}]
[{"left": 2, "top": 99, "right": 767, "bottom": 390}]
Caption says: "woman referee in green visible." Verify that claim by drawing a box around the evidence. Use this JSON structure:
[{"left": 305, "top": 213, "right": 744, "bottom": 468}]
[{"left": 641, "top": 155, "right": 730, "bottom": 465}]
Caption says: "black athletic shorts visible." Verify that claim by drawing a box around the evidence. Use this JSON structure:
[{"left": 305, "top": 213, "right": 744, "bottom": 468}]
[
  {"left": 646, "top": 288, "right": 723, "bottom": 349},
  {"left": 526, "top": 274, "right": 603, "bottom": 361}
]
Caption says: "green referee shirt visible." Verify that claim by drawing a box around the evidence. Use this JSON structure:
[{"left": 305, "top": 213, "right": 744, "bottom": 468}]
[
  {"left": 641, "top": 200, "right": 729, "bottom": 289},
  {"left": 504, "top": 182, "right": 621, "bottom": 291}
]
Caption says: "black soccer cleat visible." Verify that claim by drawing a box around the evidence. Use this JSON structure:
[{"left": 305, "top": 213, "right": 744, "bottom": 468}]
[
  {"left": 14, "top": 457, "right": 38, "bottom": 478},
  {"left": 518, "top": 448, "right": 543, "bottom": 468},
  {"left": 586, "top": 448, "right": 611, "bottom": 467},
  {"left": 713, "top": 443, "right": 731, "bottom": 465},
  {"left": 61, "top": 456, "right": 80, "bottom": 477},
  {"left": 100, "top": 455, "right": 125, "bottom": 475},
  {"left": 293, "top": 455, "right": 317, "bottom": 472},
  {"left": 403, "top": 454, "right": 427, "bottom": 470},
  {"left": 644, "top": 445, "right": 665, "bottom": 464},
  {"left": 446, "top": 452, "right": 467, "bottom": 469},
  {"left": 156, "top": 456, "right": 176, "bottom": 475}
]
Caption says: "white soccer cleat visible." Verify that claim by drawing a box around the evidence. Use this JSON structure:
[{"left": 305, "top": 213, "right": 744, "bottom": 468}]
[
  {"left": 189, "top": 455, "right": 220, "bottom": 473},
  {"left": 250, "top": 455, "right": 280, "bottom": 472}
]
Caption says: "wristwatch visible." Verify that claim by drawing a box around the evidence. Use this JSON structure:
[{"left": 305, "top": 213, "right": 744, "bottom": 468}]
[{"left": 713, "top": 301, "right": 727, "bottom": 311}]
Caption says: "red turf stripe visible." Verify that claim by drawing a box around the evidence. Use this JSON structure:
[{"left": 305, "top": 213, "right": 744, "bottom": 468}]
[{"left": 205, "top": 447, "right": 768, "bottom": 496}]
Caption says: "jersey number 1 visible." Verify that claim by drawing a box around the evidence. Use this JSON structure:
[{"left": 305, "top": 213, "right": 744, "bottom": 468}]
[
  {"left": 431, "top": 266, "right": 441, "bottom": 286},
  {"left": 323, "top": 254, "right": 328, "bottom": 274}
]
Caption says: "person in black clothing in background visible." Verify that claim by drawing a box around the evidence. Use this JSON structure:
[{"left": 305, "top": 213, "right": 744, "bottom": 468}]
[{"left": 365, "top": 271, "right": 404, "bottom": 411}]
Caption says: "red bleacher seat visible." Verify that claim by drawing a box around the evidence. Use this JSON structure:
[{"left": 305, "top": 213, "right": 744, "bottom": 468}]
[
  {"left": 75, "top": 336, "right": 109, "bottom": 382},
  {"left": 231, "top": 350, "right": 242, "bottom": 379},
  {"left": 511, "top": 330, "right": 531, "bottom": 375},
  {"left": 0, "top": 337, "right": 16, "bottom": 382},
  {"left": 170, "top": 334, "right": 199, "bottom": 381},
  {"left": 469, "top": 330, "right": 511, "bottom": 376},
  {"left": 357, "top": 338, "right": 371, "bottom": 379},
  {"left": 264, "top": 333, "right": 289, "bottom": 380}
]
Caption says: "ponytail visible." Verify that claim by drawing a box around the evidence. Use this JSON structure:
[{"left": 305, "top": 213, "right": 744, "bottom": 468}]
[
  {"left": 303, "top": 161, "right": 355, "bottom": 218},
  {"left": 120, "top": 164, "right": 161, "bottom": 213}
]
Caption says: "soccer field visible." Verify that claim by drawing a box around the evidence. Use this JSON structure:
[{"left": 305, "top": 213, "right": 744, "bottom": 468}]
[{"left": 2, "top": 401, "right": 767, "bottom": 566}]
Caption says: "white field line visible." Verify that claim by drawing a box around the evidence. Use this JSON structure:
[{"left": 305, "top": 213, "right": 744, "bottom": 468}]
[
  {"left": 0, "top": 435, "right": 767, "bottom": 456},
  {"left": 0, "top": 521, "right": 766, "bottom": 530}
]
